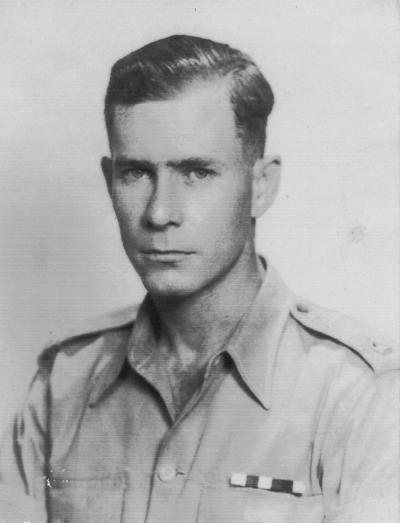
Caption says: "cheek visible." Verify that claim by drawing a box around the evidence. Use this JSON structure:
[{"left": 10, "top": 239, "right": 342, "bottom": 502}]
[
  {"left": 194, "top": 185, "right": 252, "bottom": 245},
  {"left": 112, "top": 187, "right": 143, "bottom": 229}
]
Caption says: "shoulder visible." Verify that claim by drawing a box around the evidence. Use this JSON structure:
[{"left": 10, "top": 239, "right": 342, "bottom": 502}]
[
  {"left": 289, "top": 298, "right": 398, "bottom": 375},
  {"left": 37, "top": 303, "right": 139, "bottom": 373}
]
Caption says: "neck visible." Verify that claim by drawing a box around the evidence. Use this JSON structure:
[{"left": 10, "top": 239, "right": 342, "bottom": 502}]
[{"left": 150, "top": 244, "right": 264, "bottom": 363}]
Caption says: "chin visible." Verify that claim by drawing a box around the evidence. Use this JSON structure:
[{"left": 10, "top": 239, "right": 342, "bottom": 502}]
[{"left": 139, "top": 271, "right": 200, "bottom": 299}]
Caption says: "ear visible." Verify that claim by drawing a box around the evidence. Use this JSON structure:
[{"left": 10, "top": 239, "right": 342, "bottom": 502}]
[
  {"left": 251, "top": 155, "right": 281, "bottom": 219},
  {"left": 101, "top": 156, "right": 113, "bottom": 196}
]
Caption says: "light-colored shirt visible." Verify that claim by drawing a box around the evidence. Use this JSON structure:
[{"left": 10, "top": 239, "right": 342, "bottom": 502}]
[{"left": 0, "top": 264, "right": 398, "bottom": 522}]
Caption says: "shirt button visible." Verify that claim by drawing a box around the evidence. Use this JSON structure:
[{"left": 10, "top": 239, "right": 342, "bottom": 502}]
[
  {"left": 158, "top": 464, "right": 176, "bottom": 482},
  {"left": 296, "top": 303, "right": 309, "bottom": 314}
]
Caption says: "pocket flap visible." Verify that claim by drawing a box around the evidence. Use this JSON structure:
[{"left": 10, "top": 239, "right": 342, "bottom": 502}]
[
  {"left": 198, "top": 485, "right": 324, "bottom": 523},
  {"left": 48, "top": 476, "right": 126, "bottom": 523}
]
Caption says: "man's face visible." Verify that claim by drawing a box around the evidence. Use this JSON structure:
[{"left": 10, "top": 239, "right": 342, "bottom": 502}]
[{"left": 104, "top": 81, "right": 256, "bottom": 298}]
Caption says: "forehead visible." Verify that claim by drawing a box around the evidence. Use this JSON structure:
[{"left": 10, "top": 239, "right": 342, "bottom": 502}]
[{"left": 109, "top": 80, "right": 243, "bottom": 163}]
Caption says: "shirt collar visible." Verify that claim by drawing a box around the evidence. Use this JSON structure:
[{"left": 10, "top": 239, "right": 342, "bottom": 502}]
[
  {"left": 90, "top": 260, "right": 293, "bottom": 410},
  {"left": 89, "top": 294, "right": 162, "bottom": 406},
  {"left": 223, "top": 262, "right": 293, "bottom": 409}
]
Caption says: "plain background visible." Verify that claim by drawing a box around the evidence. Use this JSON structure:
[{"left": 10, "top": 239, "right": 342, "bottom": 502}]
[{"left": 0, "top": 0, "right": 399, "bottom": 431}]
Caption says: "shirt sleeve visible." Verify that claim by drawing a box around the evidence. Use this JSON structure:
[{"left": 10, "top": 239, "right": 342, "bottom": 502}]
[
  {"left": 0, "top": 369, "right": 49, "bottom": 522},
  {"left": 322, "top": 369, "right": 399, "bottom": 523}
]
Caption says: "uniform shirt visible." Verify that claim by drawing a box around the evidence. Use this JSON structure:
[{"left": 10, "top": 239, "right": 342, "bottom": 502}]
[{"left": 0, "top": 264, "right": 398, "bottom": 523}]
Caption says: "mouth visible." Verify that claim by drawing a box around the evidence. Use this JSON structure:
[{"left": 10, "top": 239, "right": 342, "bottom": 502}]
[{"left": 140, "top": 249, "right": 194, "bottom": 262}]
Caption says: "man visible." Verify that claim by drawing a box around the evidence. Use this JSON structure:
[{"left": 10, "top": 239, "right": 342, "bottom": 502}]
[{"left": 0, "top": 35, "right": 398, "bottom": 522}]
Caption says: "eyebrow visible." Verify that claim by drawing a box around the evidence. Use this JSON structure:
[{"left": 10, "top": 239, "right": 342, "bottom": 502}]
[
  {"left": 113, "top": 156, "right": 227, "bottom": 171},
  {"left": 113, "top": 158, "right": 155, "bottom": 171}
]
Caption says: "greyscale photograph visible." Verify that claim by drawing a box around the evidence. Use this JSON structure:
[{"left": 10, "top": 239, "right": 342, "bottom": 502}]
[{"left": 0, "top": 1, "right": 398, "bottom": 522}]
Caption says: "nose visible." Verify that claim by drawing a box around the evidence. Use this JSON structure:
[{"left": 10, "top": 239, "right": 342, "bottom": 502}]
[{"left": 143, "top": 173, "right": 183, "bottom": 229}]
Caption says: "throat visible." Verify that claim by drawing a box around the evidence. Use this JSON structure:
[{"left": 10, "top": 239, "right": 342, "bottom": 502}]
[{"left": 165, "top": 356, "right": 208, "bottom": 418}]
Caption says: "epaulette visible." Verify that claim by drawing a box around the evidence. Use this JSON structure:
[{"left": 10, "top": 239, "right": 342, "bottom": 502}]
[
  {"left": 290, "top": 299, "right": 398, "bottom": 375},
  {"left": 38, "top": 303, "right": 138, "bottom": 370}
]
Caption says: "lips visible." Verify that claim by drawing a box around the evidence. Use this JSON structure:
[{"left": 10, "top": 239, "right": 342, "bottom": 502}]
[{"left": 141, "top": 250, "right": 194, "bottom": 262}]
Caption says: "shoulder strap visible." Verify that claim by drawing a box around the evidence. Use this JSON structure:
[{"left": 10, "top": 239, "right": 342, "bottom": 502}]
[
  {"left": 37, "top": 303, "right": 138, "bottom": 370},
  {"left": 291, "top": 299, "right": 398, "bottom": 374}
]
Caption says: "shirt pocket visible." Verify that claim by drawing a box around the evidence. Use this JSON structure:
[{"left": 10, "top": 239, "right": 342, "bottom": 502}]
[
  {"left": 47, "top": 475, "right": 126, "bottom": 523},
  {"left": 197, "top": 485, "right": 324, "bottom": 523}
]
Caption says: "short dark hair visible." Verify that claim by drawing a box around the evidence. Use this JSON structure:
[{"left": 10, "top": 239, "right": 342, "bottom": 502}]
[{"left": 105, "top": 34, "right": 274, "bottom": 161}]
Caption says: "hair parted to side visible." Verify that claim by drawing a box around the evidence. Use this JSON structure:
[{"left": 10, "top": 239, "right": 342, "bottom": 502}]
[{"left": 105, "top": 34, "right": 274, "bottom": 161}]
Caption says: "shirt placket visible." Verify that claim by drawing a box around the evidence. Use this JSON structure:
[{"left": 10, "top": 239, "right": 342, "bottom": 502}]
[{"left": 139, "top": 355, "right": 223, "bottom": 523}]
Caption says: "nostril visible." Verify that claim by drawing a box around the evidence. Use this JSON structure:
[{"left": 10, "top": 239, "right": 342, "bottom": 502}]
[{"left": 144, "top": 198, "right": 181, "bottom": 229}]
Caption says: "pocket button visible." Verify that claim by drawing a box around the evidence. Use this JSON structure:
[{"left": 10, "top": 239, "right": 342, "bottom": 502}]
[{"left": 158, "top": 464, "right": 176, "bottom": 482}]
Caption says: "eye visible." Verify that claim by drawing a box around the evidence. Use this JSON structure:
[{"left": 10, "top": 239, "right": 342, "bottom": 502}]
[
  {"left": 189, "top": 168, "right": 216, "bottom": 180},
  {"left": 122, "top": 167, "right": 149, "bottom": 180}
]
